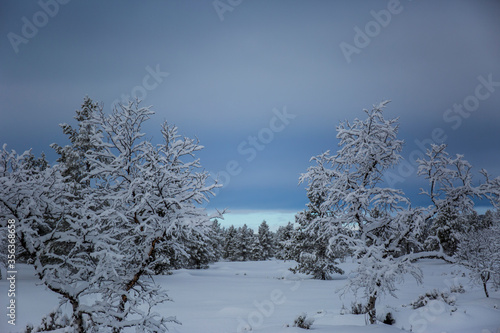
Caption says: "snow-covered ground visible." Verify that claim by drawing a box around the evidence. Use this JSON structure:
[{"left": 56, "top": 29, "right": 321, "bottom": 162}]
[{"left": 1, "top": 259, "right": 499, "bottom": 332}]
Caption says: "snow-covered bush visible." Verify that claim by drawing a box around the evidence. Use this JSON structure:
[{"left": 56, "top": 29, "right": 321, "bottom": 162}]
[
  {"left": 449, "top": 283, "right": 466, "bottom": 294},
  {"left": 409, "top": 289, "right": 456, "bottom": 309},
  {"left": 293, "top": 313, "right": 314, "bottom": 329},
  {"left": 25, "top": 309, "right": 71, "bottom": 332},
  {"left": 381, "top": 312, "right": 395, "bottom": 325},
  {"left": 455, "top": 224, "right": 500, "bottom": 297},
  {"left": 290, "top": 251, "right": 343, "bottom": 280},
  {"left": 351, "top": 301, "right": 368, "bottom": 315}
]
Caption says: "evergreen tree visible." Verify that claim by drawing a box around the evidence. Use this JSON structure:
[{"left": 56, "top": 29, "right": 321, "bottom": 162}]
[
  {"left": 289, "top": 211, "right": 344, "bottom": 280},
  {"left": 209, "top": 219, "right": 224, "bottom": 262},
  {"left": 275, "top": 222, "right": 294, "bottom": 260},
  {"left": 257, "top": 220, "right": 274, "bottom": 260},
  {"left": 250, "top": 236, "right": 262, "bottom": 261},
  {"left": 237, "top": 224, "right": 254, "bottom": 261},
  {"left": 51, "top": 96, "right": 103, "bottom": 186},
  {"left": 222, "top": 225, "right": 239, "bottom": 261}
]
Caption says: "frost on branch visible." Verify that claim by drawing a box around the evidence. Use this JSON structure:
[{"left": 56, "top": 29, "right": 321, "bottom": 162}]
[
  {"left": 296, "top": 101, "right": 425, "bottom": 324},
  {"left": 0, "top": 98, "right": 222, "bottom": 332},
  {"left": 417, "top": 144, "right": 483, "bottom": 255},
  {"left": 455, "top": 220, "right": 500, "bottom": 297}
]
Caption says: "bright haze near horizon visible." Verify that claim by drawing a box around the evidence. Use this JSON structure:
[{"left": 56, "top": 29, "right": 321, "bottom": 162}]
[{"left": 1, "top": 0, "right": 499, "bottom": 231}]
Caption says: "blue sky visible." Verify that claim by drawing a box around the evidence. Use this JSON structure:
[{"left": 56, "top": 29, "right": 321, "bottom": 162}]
[{"left": 1, "top": 0, "right": 499, "bottom": 230}]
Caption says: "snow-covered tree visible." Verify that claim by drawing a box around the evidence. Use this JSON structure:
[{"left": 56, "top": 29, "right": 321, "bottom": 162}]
[
  {"left": 257, "top": 221, "right": 274, "bottom": 260},
  {"left": 297, "top": 101, "right": 426, "bottom": 324},
  {"left": 237, "top": 224, "right": 254, "bottom": 261},
  {"left": 222, "top": 225, "right": 239, "bottom": 261},
  {"left": 455, "top": 223, "right": 500, "bottom": 297},
  {"left": 289, "top": 211, "right": 344, "bottom": 280},
  {"left": 51, "top": 96, "right": 103, "bottom": 186},
  {"left": 480, "top": 169, "right": 500, "bottom": 210},
  {"left": 250, "top": 236, "right": 262, "bottom": 261},
  {"left": 83, "top": 100, "right": 222, "bottom": 331},
  {"left": 454, "top": 170, "right": 500, "bottom": 297},
  {"left": 417, "top": 144, "right": 483, "bottom": 255},
  {"left": 0, "top": 98, "right": 222, "bottom": 332},
  {"left": 275, "top": 222, "right": 294, "bottom": 260},
  {"left": 208, "top": 219, "right": 224, "bottom": 263},
  {"left": 0, "top": 144, "right": 111, "bottom": 332}
]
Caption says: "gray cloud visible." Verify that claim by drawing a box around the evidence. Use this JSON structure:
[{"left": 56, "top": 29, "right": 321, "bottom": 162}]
[{"left": 1, "top": 0, "right": 499, "bottom": 212}]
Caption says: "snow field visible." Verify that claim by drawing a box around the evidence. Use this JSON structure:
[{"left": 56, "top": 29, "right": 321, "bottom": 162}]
[{"left": 1, "top": 259, "right": 499, "bottom": 332}]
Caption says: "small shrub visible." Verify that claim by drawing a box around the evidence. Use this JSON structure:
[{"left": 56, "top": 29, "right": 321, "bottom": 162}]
[
  {"left": 27, "top": 309, "right": 70, "bottom": 332},
  {"left": 293, "top": 313, "right": 314, "bottom": 329},
  {"left": 351, "top": 301, "right": 368, "bottom": 314},
  {"left": 383, "top": 312, "right": 395, "bottom": 325},
  {"left": 410, "top": 289, "right": 456, "bottom": 309},
  {"left": 449, "top": 284, "right": 465, "bottom": 294}
]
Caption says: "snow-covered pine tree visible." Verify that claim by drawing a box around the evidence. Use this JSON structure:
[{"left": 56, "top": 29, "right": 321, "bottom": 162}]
[
  {"left": 222, "top": 225, "right": 239, "bottom": 261},
  {"left": 257, "top": 220, "right": 274, "bottom": 260},
  {"left": 237, "top": 224, "right": 254, "bottom": 261},
  {"left": 185, "top": 223, "right": 220, "bottom": 269},
  {"left": 250, "top": 236, "right": 262, "bottom": 261},
  {"left": 290, "top": 210, "right": 344, "bottom": 280},
  {"left": 51, "top": 96, "right": 104, "bottom": 186},
  {"left": 417, "top": 144, "right": 482, "bottom": 255},
  {"left": 209, "top": 219, "right": 224, "bottom": 263},
  {"left": 298, "top": 101, "right": 426, "bottom": 324},
  {"left": 275, "top": 222, "right": 294, "bottom": 260}
]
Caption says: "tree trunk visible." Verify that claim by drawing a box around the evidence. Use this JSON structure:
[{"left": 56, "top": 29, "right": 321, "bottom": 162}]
[
  {"left": 71, "top": 299, "right": 85, "bottom": 333},
  {"left": 115, "top": 235, "right": 162, "bottom": 331},
  {"left": 483, "top": 282, "right": 489, "bottom": 298},
  {"left": 481, "top": 272, "right": 490, "bottom": 298},
  {"left": 367, "top": 293, "right": 377, "bottom": 324}
]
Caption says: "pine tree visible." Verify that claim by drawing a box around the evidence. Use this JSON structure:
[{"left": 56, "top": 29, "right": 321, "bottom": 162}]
[
  {"left": 209, "top": 219, "right": 224, "bottom": 263},
  {"left": 237, "top": 224, "right": 254, "bottom": 261},
  {"left": 222, "top": 225, "right": 239, "bottom": 261},
  {"left": 250, "top": 236, "right": 262, "bottom": 261},
  {"left": 257, "top": 220, "right": 274, "bottom": 260},
  {"left": 51, "top": 96, "right": 103, "bottom": 186},
  {"left": 289, "top": 211, "right": 344, "bottom": 280},
  {"left": 275, "top": 222, "right": 294, "bottom": 260}
]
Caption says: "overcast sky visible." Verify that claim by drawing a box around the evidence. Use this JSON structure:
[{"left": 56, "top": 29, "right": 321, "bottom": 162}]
[{"left": 1, "top": 0, "right": 499, "bottom": 230}]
